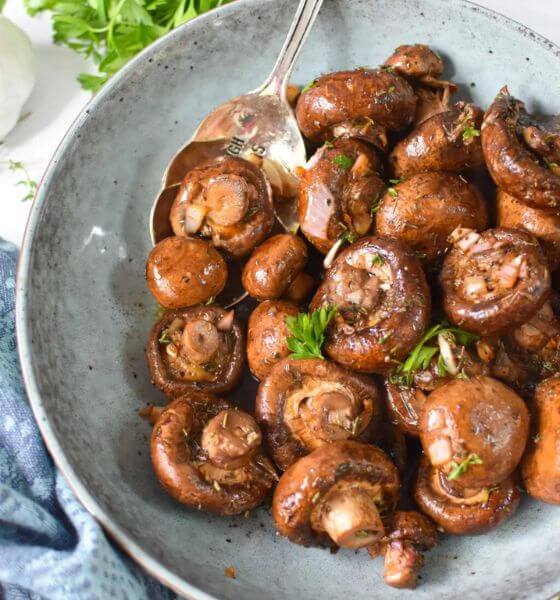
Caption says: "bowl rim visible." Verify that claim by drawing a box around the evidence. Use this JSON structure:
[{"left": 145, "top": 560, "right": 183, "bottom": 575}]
[{"left": 14, "top": 0, "right": 560, "bottom": 598}]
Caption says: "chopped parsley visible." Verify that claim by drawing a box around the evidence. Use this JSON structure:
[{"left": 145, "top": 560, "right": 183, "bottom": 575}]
[
  {"left": 333, "top": 154, "right": 354, "bottom": 169},
  {"left": 448, "top": 454, "right": 483, "bottom": 480},
  {"left": 462, "top": 123, "right": 481, "bottom": 142}
]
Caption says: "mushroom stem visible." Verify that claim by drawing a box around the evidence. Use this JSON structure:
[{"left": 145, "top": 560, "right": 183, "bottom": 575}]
[
  {"left": 383, "top": 540, "right": 423, "bottom": 589},
  {"left": 321, "top": 488, "right": 384, "bottom": 549}
]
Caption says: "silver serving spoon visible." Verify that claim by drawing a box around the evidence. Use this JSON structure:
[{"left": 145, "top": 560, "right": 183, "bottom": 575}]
[{"left": 150, "top": 0, "right": 324, "bottom": 246}]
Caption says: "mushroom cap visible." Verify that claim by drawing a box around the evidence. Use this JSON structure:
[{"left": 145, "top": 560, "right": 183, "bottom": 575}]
[
  {"left": 146, "top": 305, "right": 245, "bottom": 396},
  {"left": 440, "top": 227, "right": 550, "bottom": 335},
  {"left": 419, "top": 376, "right": 529, "bottom": 489},
  {"left": 272, "top": 441, "right": 400, "bottom": 546},
  {"left": 146, "top": 236, "right": 227, "bottom": 309},
  {"left": 384, "top": 510, "right": 437, "bottom": 548},
  {"left": 256, "top": 357, "right": 382, "bottom": 471},
  {"left": 522, "top": 375, "right": 560, "bottom": 504},
  {"left": 296, "top": 68, "right": 417, "bottom": 142},
  {"left": 150, "top": 394, "right": 275, "bottom": 515},
  {"left": 170, "top": 156, "right": 274, "bottom": 257},
  {"left": 383, "top": 44, "right": 444, "bottom": 80},
  {"left": 414, "top": 457, "right": 521, "bottom": 535},
  {"left": 242, "top": 234, "right": 308, "bottom": 300},
  {"left": 298, "top": 138, "right": 385, "bottom": 254},
  {"left": 482, "top": 88, "right": 560, "bottom": 209},
  {"left": 310, "top": 236, "right": 431, "bottom": 373},
  {"left": 375, "top": 172, "right": 488, "bottom": 266}
]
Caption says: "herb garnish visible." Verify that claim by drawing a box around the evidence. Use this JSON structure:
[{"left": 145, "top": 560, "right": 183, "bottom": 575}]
[
  {"left": 324, "top": 140, "right": 334, "bottom": 148},
  {"left": 462, "top": 123, "right": 481, "bottom": 142},
  {"left": 159, "top": 328, "right": 171, "bottom": 344},
  {"left": 447, "top": 453, "right": 483, "bottom": 480},
  {"left": 333, "top": 154, "right": 354, "bottom": 170},
  {"left": 2, "top": 160, "right": 37, "bottom": 202},
  {"left": 389, "top": 323, "right": 479, "bottom": 386},
  {"left": 371, "top": 254, "right": 385, "bottom": 267},
  {"left": 302, "top": 79, "right": 316, "bottom": 94},
  {"left": 370, "top": 193, "right": 381, "bottom": 215},
  {"left": 338, "top": 227, "right": 357, "bottom": 245},
  {"left": 387, "top": 85, "right": 396, "bottom": 93},
  {"left": 285, "top": 306, "right": 338, "bottom": 360}
]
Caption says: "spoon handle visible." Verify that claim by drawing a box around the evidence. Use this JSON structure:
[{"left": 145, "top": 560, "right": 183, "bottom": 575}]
[{"left": 261, "top": 0, "right": 324, "bottom": 97}]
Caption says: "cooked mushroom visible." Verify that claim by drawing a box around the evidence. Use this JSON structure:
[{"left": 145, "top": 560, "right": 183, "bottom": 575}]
[
  {"left": 273, "top": 441, "right": 400, "bottom": 547},
  {"left": 150, "top": 393, "right": 276, "bottom": 515},
  {"left": 378, "top": 511, "right": 437, "bottom": 589},
  {"left": 414, "top": 457, "right": 521, "bottom": 534},
  {"left": 256, "top": 358, "right": 382, "bottom": 470},
  {"left": 419, "top": 376, "right": 529, "bottom": 489},
  {"left": 295, "top": 68, "right": 416, "bottom": 143},
  {"left": 310, "top": 236, "right": 431, "bottom": 373},
  {"left": 496, "top": 189, "right": 560, "bottom": 271},
  {"left": 522, "top": 375, "right": 560, "bottom": 504},
  {"left": 241, "top": 234, "right": 308, "bottom": 300},
  {"left": 375, "top": 173, "right": 487, "bottom": 266},
  {"left": 383, "top": 44, "right": 457, "bottom": 125},
  {"left": 170, "top": 156, "right": 274, "bottom": 257},
  {"left": 146, "top": 236, "right": 227, "bottom": 309},
  {"left": 390, "top": 102, "right": 485, "bottom": 177},
  {"left": 147, "top": 305, "right": 244, "bottom": 396},
  {"left": 481, "top": 87, "right": 560, "bottom": 209},
  {"left": 284, "top": 272, "right": 315, "bottom": 303},
  {"left": 247, "top": 300, "right": 299, "bottom": 381},
  {"left": 440, "top": 227, "right": 550, "bottom": 335},
  {"left": 298, "top": 138, "right": 386, "bottom": 254}
]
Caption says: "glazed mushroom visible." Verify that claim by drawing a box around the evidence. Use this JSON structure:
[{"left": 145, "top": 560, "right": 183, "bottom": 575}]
[
  {"left": 146, "top": 236, "right": 227, "bottom": 309},
  {"left": 481, "top": 87, "right": 560, "bottom": 209},
  {"left": 256, "top": 358, "right": 381, "bottom": 471},
  {"left": 297, "top": 138, "right": 385, "bottom": 255},
  {"left": 247, "top": 299, "right": 299, "bottom": 380},
  {"left": 150, "top": 393, "right": 276, "bottom": 515},
  {"left": 147, "top": 305, "right": 244, "bottom": 396},
  {"left": 383, "top": 44, "right": 457, "bottom": 125},
  {"left": 376, "top": 511, "right": 437, "bottom": 589},
  {"left": 284, "top": 272, "right": 315, "bottom": 303},
  {"left": 310, "top": 236, "right": 431, "bottom": 373},
  {"left": 390, "top": 102, "right": 485, "bottom": 177},
  {"left": 170, "top": 156, "right": 274, "bottom": 257},
  {"left": 440, "top": 227, "right": 550, "bottom": 335},
  {"left": 295, "top": 68, "right": 416, "bottom": 143},
  {"left": 496, "top": 189, "right": 560, "bottom": 271},
  {"left": 414, "top": 457, "right": 521, "bottom": 535},
  {"left": 375, "top": 173, "right": 488, "bottom": 266},
  {"left": 419, "top": 376, "right": 529, "bottom": 489},
  {"left": 522, "top": 375, "right": 560, "bottom": 504},
  {"left": 241, "top": 234, "right": 308, "bottom": 300},
  {"left": 273, "top": 441, "right": 400, "bottom": 548}
]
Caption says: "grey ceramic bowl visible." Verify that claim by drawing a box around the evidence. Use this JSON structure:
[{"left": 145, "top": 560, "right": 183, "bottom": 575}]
[{"left": 16, "top": 0, "right": 560, "bottom": 598}]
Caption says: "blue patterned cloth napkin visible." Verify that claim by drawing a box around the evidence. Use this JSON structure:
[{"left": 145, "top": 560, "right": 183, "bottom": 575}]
[{"left": 0, "top": 239, "right": 176, "bottom": 600}]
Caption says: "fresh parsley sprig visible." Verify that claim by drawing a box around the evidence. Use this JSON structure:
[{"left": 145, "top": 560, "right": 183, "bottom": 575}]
[
  {"left": 447, "top": 453, "right": 483, "bottom": 480},
  {"left": 25, "top": 0, "right": 233, "bottom": 92},
  {"left": 389, "top": 322, "right": 479, "bottom": 386},
  {"left": 285, "top": 306, "right": 338, "bottom": 360}
]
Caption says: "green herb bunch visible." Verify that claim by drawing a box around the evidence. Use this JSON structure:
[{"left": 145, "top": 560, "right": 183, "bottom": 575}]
[
  {"left": 285, "top": 306, "right": 338, "bottom": 360},
  {"left": 25, "top": 0, "right": 233, "bottom": 92},
  {"left": 390, "top": 322, "right": 479, "bottom": 386}
]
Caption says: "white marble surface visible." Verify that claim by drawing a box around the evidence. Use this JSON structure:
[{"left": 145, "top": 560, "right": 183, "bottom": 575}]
[{"left": 1, "top": 0, "right": 560, "bottom": 247}]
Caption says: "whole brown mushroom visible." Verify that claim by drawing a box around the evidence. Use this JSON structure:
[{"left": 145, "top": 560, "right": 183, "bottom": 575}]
[
  {"left": 273, "top": 441, "right": 400, "bottom": 548},
  {"left": 295, "top": 68, "right": 416, "bottom": 143},
  {"left": 414, "top": 457, "right": 521, "bottom": 535},
  {"left": 242, "top": 234, "right": 308, "bottom": 300},
  {"left": 419, "top": 376, "right": 529, "bottom": 489},
  {"left": 256, "top": 358, "right": 382, "bottom": 471},
  {"left": 150, "top": 393, "right": 276, "bottom": 515},
  {"left": 247, "top": 300, "right": 299, "bottom": 381},
  {"left": 440, "top": 227, "right": 550, "bottom": 335},
  {"left": 375, "top": 172, "right": 487, "bottom": 266},
  {"left": 298, "top": 138, "right": 386, "bottom": 255},
  {"left": 146, "top": 305, "right": 245, "bottom": 396},
  {"left": 481, "top": 87, "right": 560, "bottom": 209},
  {"left": 496, "top": 189, "right": 560, "bottom": 271},
  {"left": 390, "top": 102, "right": 485, "bottom": 177},
  {"left": 310, "top": 236, "right": 431, "bottom": 373},
  {"left": 146, "top": 236, "right": 227, "bottom": 309},
  {"left": 170, "top": 156, "right": 274, "bottom": 257}
]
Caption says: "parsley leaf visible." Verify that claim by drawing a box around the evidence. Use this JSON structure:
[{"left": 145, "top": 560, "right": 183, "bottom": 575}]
[
  {"left": 333, "top": 154, "right": 354, "bottom": 169},
  {"left": 285, "top": 306, "right": 338, "bottom": 360},
  {"left": 26, "top": 0, "right": 233, "bottom": 92},
  {"left": 462, "top": 123, "right": 481, "bottom": 142},
  {"left": 370, "top": 193, "right": 381, "bottom": 215},
  {"left": 447, "top": 454, "right": 483, "bottom": 480},
  {"left": 301, "top": 79, "right": 316, "bottom": 93}
]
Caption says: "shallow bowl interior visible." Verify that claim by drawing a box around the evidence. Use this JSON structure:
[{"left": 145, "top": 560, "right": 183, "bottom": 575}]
[{"left": 17, "top": 0, "right": 560, "bottom": 598}]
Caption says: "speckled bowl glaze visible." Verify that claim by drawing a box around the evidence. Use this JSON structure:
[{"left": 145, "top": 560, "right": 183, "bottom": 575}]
[{"left": 16, "top": 0, "right": 560, "bottom": 598}]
